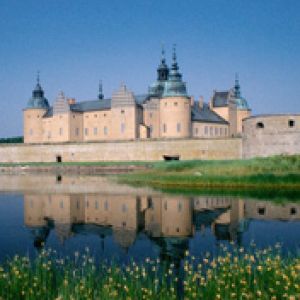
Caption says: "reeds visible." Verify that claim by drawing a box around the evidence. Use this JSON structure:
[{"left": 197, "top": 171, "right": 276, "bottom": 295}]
[{"left": 0, "top": 245, "right": 299, "bottom": 299}]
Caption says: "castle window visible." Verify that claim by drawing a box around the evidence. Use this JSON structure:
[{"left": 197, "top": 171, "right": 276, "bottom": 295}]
[
  {"left": 215, "top": 128, "right": 219, "bottom": 136},
  {"left": 165, "top": 102, "right": 167, "bottom": 107},
  {"left": 220, "top": 128, "right": 223, "bottom": 136},
  {"left": 164, "top": 202, "right": 168, "bottom": 210},
  {"left": 121, "top": 123, "right": 125, "bottom": 133},
  {"left": 37, "top": 115, "right": 40, "bottom": 118},
  {"left": 224, "top": 128, "right": 227, "bottom": 136},
  {"left": 178, "top": 202, "right": 182, "bottom": 212},
  {"left": 204, "top": 126, "right": 208, "bottom": 135},
  {"left": 163, "top": 124, "right": 167, "bottom": 133},
  {"left": 149, "top": 112, "right": 153, "bottom": 118},
  {"left": 59, "top": 128, "right": 63, "bottom": 136},
  {"left": 104, "top": 201, "right": 108, "bottom": 211},
  {"left": 95, "top": 200, "right": 99, "bottom": 210},
  {"left": 149, "top": 125, "right": 153, "bottom": 135},
  {"left": 73, "top": 115, "right": 75, "bottom": 118},
  {"left": 121, "top": 110, "right": 125, "bottom": 114},
  {"left": 104, "top": 126, "right": 108, "bottom": 135},
  {"left": 257, "top": 207, "right": 265, "bottom": 215},
  {"left": 289, "top": 120, "right": 295, "bottom": 127},
  {"left": 104, "top": 113, "right": 106, "bottom": 117},
  {"left": 195, "top": 127, "right": 198, "bottom": 135},
  {"left": 29, "top": 129, "right": 33, "bottom": 136},
  {"left": 94, "top": 127, "right": 98, "bottom": 135},
  {"left": 210, "top": 127, "right": 213, "bottom": 136},
  {"left": 84, "top": 128, "right": 89, "bottom": 136},
  {"left": 86, "top": 200, "right": 89, "bottom": 208},
  {"left": 75, "top": 128, "right": 79, "bottom": 136},
  {"left": 56, "top": 175, "right": 62, "bottom": 183},
  {"left": 290, "top": 207, "right": 297, "bottom": 215},
  {"left": 174, "top": 102, "right": 178, "bottom": 106},
  {"left": 77, "top": 201, "right": 80, "bottom": 209},
  {"left": 48, "top": 132, "right": 51, "bottom": 139},
  {"left": 256, "top": 122, "right": 264, "bottom": 129},
  {"left": 94, "top": 114, "right": 97, "bottom": 118},
  {"left": 122, "top": 204, "right": 127, "bottom": 213},
  {"left": 177, "top": 123, "right": 181, "bottom": 133},
  {"left": 60, "top": 200, "right": 64, "bottom": 209}
]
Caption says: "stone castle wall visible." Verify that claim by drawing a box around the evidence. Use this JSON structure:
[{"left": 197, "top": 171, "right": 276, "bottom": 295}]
[
  {"left": 0, "top": 138, "right": 242, "bottom": 163},
  {"left": 242, "top": 115, "right": 300, "bottom": 158}
]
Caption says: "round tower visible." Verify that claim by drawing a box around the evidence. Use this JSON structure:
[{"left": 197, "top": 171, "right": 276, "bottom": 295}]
[
  {"left": 159, "top": 46, "right": 191, "bottom": 138},
  {"left": 23, "top": 73, "right": 49, "bottom": 143}
]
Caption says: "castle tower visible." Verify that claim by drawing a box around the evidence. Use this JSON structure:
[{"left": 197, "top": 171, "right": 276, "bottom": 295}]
[
  {"left": 23, "top": 73, "right": 49, "bottom": 143},
  {"left": 148, "top": 46, "right": 170, "bottom": 98},
  {"left": 159, "top": 45, "right": 191, "bottom": 138},
  {"left": 232, "top": 74, "right": 251, "bottom": 135}
]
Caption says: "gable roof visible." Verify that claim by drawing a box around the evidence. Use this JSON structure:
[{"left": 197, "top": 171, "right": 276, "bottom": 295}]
[
  {"left": 191, "top": 102, "right": 228, "bottom": 124},
  {"left": 211, "top": 91, "right": 230, "bottom": 107},
  {"left": 43, "top": 94, "right": 148, "bottom": 118}
]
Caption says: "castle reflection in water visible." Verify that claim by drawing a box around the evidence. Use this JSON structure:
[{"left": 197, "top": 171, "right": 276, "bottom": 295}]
[{"left": 24, "top": 191, "right": 300, "bottom": 255}]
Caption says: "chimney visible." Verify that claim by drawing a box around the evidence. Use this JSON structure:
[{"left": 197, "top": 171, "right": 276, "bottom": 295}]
[
  {"left": 190, "top": 96, "right": 195, "bottom": 106},
  {"left": 68, "top": 98, "right": 76, "bottom": 105},
  {"left": 199, "top": 96, "right": 204, "bottom": 109}
]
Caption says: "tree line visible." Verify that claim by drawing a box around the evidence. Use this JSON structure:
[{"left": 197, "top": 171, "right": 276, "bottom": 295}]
[{"left": 0, "top": 136, "right": 23, "bottom": 143}]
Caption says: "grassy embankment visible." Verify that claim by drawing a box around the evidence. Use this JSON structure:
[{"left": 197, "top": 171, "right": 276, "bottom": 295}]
[
  {"left": 0, "top": 246, "right": 299, "bottom": 299},
  {"left": 117, "top": 156, "right": 300, "bottom": 198},
  {"left": 1, "top": 155, "right": 300, "bottom": 198}
]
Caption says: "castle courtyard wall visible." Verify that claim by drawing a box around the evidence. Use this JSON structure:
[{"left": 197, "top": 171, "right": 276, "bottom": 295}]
[{"left": 0, "top": 138, "right": 242, "bottom": 163}]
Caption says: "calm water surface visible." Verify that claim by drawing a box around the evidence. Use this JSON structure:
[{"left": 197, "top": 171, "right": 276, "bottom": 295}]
[{"left": 0, "top": 174, "right": 299, "bottom": 265}]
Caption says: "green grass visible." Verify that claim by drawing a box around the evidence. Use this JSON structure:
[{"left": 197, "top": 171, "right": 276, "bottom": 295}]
[
  {"left": 0, "top": 246, "right": 299, "bottom": 299},
  {"left": 117, "top": 155, "right": 300, "bottom": 197}
]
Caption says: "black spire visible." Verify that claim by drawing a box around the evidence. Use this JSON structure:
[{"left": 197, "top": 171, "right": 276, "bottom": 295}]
[
  {"left": 32, "top": 71, "right": 44, "bottom": 98},
  {"left": 171, "top": 44, "right": 179, "bottom": 71},
  {"left": 234, "top": 73, "right": 241, "bottom": 98},
  {"left": 98, "top": 80, "right": 104, "bottom": 100},
  {"left": 168, "top": 44, "right": 182, "bottom": 81},
  {"left": 157, "top": 45, "right": 169, "bottom": 81}
]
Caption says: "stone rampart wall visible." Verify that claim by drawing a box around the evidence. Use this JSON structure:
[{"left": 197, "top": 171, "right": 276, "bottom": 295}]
[
  {"left": 0, "top": 138, "right": 242, "bottom": 163},
  {"left": 242, "top": 115, "right": 300, "bottom": 158}
]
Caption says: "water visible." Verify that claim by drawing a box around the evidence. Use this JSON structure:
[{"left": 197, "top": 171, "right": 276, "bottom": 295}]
[{"left": 0, "top": 173, "right": 299, "bottom": 265}]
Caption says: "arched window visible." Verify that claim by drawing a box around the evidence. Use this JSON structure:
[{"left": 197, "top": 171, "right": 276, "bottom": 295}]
[
  {"left": 256, "top": 122, "right": 264, "bottom": 129},
  {"left": 289, "top": 120, "right": 295, "bottom": 127}
]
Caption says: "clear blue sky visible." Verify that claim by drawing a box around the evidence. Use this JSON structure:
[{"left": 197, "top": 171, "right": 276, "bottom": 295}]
[{"left": 0, "top": 0, "right": 299, "bottom": 137}]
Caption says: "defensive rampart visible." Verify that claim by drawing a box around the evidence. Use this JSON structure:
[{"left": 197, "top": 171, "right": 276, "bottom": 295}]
[
  {"left": 242, "top": 115, "right": 300, "bottom": 158},
  {"left": 0, "top": 138, "right": 242, "bottom": 163}
]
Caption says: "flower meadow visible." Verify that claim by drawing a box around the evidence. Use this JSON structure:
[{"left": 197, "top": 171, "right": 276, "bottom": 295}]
[{"left": 0, "top": 245, "right": 299, "bottom": 299}]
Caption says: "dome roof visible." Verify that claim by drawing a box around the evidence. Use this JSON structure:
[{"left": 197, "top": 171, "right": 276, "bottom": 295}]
[
  {"left": 26, "top": 75, "right": 49, "bottom": 109},
  {"left": 148, "top": 80, "right": 166, "bottom": 97},
  {"left": 235, "top": 96, "right": 250, "bottom": 110},
  {"left": 162, "top": 46, "right": 188, "bottom": 98},
  {"left": 233, "top": 74, "right": 250, "bottom": 110}
]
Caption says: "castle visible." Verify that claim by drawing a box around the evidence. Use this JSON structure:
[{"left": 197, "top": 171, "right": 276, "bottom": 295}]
[{"left": 23, "top": 47, "right": 251, "bottom": 144}]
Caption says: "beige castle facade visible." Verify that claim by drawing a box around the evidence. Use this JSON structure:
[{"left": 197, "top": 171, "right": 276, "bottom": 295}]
[{"left": 23, "top": 48, "right": 251, "bottom": 145}]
